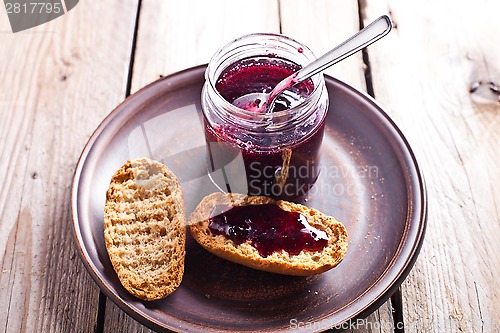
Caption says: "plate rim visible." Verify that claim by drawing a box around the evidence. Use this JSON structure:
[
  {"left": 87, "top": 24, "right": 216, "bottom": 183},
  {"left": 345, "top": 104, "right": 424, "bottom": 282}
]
[{"left": 71, "top": 64, "right": 427, "bottom": 332}]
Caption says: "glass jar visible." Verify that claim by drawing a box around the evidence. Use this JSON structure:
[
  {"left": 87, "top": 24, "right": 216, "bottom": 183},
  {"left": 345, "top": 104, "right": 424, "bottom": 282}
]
[{"left": 201, "top": 33, "right": 328, "bottom": 200}]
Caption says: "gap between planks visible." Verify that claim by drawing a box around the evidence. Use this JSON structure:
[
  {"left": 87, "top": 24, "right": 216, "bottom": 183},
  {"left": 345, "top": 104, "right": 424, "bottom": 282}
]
[{"left": 358, "top": 0, "right": 405, "bottom": 331}]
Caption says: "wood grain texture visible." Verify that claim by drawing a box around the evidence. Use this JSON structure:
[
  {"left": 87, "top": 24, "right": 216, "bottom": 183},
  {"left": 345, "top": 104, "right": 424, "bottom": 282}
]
[
  {"left": 104, "top": 301, "right": 157, "bottom": 333},
  {"left": 280, "top": 0, "right": 394, "bottom": 333},
  {"left": 130, "top": 0, "right": 280, "bottom": 94},
  {"left": 350, "top": 301, "right": 396, "bottom": 333},
  {"left": 361, "top": 0, "right": 500, "bottom": 331},
  {"left": 280, "top": 0, "right": 366, "bottom": 92},
  {"left": 0, "top": 0, "right": 138, "bottom": 332},
  {"left": 102, "top": 0, "right": 281, "bottom": 331},
  {"left": 281, "top": 2, "right": 392, "bottom": 331}
]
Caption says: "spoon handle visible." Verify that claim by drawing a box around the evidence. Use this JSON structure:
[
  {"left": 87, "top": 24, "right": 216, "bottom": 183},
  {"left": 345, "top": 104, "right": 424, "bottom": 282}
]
[{"left": 294, "top": 15, "right": 392, "bottom": 84}]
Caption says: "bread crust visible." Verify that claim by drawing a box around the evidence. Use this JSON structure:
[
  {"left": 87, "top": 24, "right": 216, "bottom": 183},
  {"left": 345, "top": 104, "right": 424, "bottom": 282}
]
[
  {"left": 104, "top": 158, "right": 186, "bottom": 300},
  {"left": 188, "top": 193, "right": 348, "bottom": 276}
]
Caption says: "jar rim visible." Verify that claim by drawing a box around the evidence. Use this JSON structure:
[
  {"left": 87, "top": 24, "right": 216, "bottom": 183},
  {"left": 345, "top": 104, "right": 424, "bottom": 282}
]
[{"left": 205, "top": 32, "right": 325, "bottom": 124}]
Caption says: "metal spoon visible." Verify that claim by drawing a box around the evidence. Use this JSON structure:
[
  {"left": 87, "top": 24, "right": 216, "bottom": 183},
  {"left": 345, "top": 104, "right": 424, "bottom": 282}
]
[{"left": 232, "top": 15, "right": 392, "bottom": 113}]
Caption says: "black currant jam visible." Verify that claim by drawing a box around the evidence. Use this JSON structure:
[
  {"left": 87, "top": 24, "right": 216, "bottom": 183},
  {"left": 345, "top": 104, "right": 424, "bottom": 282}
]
[
  {"left": 202, "top": 34, "right": 329, "bottom": 200},
  {"left": 209, "top": 204, "right": 329, "bottom": 257},
  {"left": 215, "top": 57, "right": 314, "bottom": 112}
]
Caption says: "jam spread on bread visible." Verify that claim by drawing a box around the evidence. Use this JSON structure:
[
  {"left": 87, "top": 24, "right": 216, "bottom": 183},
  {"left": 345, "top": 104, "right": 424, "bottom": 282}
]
[{"left": 208, "top": 204, "right": 328, "bottom": 257}]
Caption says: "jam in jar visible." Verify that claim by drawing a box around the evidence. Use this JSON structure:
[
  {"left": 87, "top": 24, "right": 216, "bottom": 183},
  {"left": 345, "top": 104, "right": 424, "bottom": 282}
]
[{"left": 201, "top": 33, "right": 328, "bottom": 201}]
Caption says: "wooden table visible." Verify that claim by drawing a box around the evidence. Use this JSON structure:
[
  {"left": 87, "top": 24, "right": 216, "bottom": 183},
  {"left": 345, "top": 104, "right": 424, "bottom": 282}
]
[{"left": 1, "top": 1, "right": 499, "bottom": 332}]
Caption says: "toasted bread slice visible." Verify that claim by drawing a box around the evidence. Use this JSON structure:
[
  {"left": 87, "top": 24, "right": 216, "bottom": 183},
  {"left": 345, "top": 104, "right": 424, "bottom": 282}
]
[
  {"left": 104, "top": 158, "right": 185, "bottom": 300},
  {"left": 188, "top": 192, "right": 348, "bottom": 276}
]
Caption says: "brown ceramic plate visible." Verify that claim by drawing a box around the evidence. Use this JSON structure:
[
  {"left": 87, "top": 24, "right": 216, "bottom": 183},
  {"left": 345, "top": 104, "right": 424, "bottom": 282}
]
[{"left": 72, "top": 65, "right": 426, "bottom": 332}]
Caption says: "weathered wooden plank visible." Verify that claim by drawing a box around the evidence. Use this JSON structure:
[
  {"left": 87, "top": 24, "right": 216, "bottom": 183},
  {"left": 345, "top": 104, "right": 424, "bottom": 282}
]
[
  {"left": 361, "top": 0, "right": 500, "bottom": 331},
  {"left": 103, "top": 0, "right": 281, "bottom": 331},
  {"left": 130, "top": 0, "right": 280, "bottom": 94},
  {"left": 0, "top": 1, "right": 139, "bottom": 332},
  {"left": 104, "top": 301, "right": 156, "bottom": 333},
  {"left": 280, "top": 0, "right": 366, "bottom": 92},
  {"left": 281, "top": 2, "right": 393, "bottom": 332}
]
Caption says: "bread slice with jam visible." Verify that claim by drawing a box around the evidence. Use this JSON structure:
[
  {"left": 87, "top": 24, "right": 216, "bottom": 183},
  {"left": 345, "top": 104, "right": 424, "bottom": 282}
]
[{"left": 188, "top": 192, "right": 348, "bottom": 276}]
